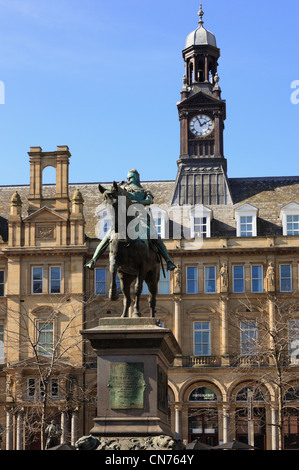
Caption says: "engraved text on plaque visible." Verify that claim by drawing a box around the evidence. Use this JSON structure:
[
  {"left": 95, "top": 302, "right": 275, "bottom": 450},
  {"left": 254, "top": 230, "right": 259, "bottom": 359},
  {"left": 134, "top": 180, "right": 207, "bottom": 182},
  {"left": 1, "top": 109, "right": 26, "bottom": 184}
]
[{"left": 108, "top": 362, "right": 146, "bottom": 410}]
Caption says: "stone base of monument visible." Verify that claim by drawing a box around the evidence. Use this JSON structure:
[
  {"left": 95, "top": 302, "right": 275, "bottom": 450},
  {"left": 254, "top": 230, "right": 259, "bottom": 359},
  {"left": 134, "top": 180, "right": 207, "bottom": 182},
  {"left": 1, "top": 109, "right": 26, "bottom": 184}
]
[
  {"left": 81, "top": 317, "right": 181, "bottom": 445},
  {"left": 75, "top": 434, "right": 185, "bottom": 451}
]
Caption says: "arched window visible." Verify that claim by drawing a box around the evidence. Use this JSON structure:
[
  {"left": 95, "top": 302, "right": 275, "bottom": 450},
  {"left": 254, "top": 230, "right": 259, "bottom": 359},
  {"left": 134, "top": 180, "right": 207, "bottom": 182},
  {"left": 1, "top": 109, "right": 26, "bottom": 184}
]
[
  {"left": 284, "top": 386, "right": 299, "bottom": 402},
  {"left": 235, "top": 386, "right": 265, "bottom": 402},
  {"left": 189, "top": 387, "right": 217, "bottom": 402}
]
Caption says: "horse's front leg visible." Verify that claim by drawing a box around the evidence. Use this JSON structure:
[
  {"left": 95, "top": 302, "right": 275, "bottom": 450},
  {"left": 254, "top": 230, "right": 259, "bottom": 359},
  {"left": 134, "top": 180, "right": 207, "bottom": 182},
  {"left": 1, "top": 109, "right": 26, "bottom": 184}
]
[
  {"left": 120, "top": 277, "right": 131, "bottom": 318},
  {"left": 109, "top": 254, "right": 119, "bottom": 301},
  {"left": 132, "top": 276, "right": 143, "bottom": 318}
]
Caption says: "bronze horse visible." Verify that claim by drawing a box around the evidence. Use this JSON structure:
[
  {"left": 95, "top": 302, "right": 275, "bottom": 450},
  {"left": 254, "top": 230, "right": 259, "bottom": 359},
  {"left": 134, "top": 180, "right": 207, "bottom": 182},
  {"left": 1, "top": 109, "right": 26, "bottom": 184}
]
[{"left": 98, "top": 181, "right": 160, "bottom": 318}]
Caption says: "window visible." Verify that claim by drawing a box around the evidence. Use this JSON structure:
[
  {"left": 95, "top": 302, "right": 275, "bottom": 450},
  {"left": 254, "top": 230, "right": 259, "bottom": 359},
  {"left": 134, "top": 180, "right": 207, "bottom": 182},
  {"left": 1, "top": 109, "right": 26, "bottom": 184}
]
[
  {"left": 32, "top": 267, "right": 43, "bottom": 294},
  {"left": 240, "top": 320, "right": 258, "bottom": 355},
  {"left": 204, "top": 266, "right": 216, "bottom": 293},
  {"left": 280, "top": 202, "right": 299, "bottom": 236},
  {"left": 289, "top": 320, "right": 299, "bottom": 364},
  {"left": 189, "top": 387, "right": 217, "bottom": 402},
  {"left": 194, "top": 322, "right": 211, "bottom": 356},
  {"left": 233, "top": 266, "right": 245, "bottom": 293},
  {"left": 95, "top": 207, "right": 112, "bottom": 240},
  {"left": 286, "top": 215, "right": 299, "bottom": 236},
  {"left": 154, "top": 217, "right": 162, "bottom": 236},
  {"left": 103, "top": 219, "right": 112, "bottom": 235},
  {"left": 50, "top": 266, "right": 61, "bottom": 294},
  {"left": 280, "top": 264, "right": 292, "bottom": 292},
  {"left": 251, "top": 265, "right": 263, "bottom": 293},
  {"left": 37, "top": 321, "right": 54, "bottom": 356},
  {"left": 240, "top": 216, "right": 253, "bottom": 237},
  {"left": 190, "top": 206, "right": 212, "bottom": 238},
  {"left": 150, "top": 205, "right": 168, "bottom": 239},
  {"left": 0, "top": 324, "right": 4, "bottom": 363},
  {"left": 186, "top": 267, "right": 198, "bottom": 294},
  {"left": 50, "top": 378, "right": 59, "bottom": 399},
  {"left": 158, "top": 269, "right": 170, "bottom": 294},
  {"left": 194, "top": 217, "right": 207, "bottom": 238},
  {"left": 27, "top": 378, "right": 36, "bottom": 400},
  {"left": 235, "top": 203, "right": 258, "bottom": 237},
  {"left": 95, "top": 268, "right": 106, "bottom": 295},
  {"left": 0, "top": 271, "right": 4, "bottom": 297}
]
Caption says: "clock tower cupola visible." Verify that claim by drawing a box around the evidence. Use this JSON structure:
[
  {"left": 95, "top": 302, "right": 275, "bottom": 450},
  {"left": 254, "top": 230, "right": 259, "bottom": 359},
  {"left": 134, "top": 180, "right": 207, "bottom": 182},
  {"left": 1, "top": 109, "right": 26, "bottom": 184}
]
[{"left": 172, "top": 5, "right": 232, "bottom": 206}]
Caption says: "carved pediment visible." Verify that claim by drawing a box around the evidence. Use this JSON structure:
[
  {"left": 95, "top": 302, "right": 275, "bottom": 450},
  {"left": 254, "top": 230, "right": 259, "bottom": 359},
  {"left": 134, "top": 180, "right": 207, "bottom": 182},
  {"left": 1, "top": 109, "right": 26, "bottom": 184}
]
[{"left": 23, "top": 206, "right": 68, "bottom": 223}]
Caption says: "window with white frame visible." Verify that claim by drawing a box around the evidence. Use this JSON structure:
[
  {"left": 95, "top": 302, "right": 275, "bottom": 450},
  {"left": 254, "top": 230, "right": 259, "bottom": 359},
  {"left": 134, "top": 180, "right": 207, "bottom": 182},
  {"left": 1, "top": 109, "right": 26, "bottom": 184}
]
[
  {"left": 190, "top": 206, "right": 212, "bottom": 238},
  {"left": 50, "top": 266, "right": 61, "bottom": 294},
  {"left": 186, "top": 266, "right": 198, "bottom": 294},
  {"left": 95, "top": 207, "right": 112, "bottom": 240},
  {"left": 32, "top": 267, "right": 43, "bottom": 294},
  {"left": 251, "top": 265, "right": 263, "bottom": 293},
  {"left": 194, "top": 321, "right": 211, "bottom": 356},
  {"left": 234, "top": 203, "right": 258, "bottom": 237},
  {"left": 0, "top": 324, "right": 4, "bottom": 363},
  {"left": 280, "top": 264, "right": 292, "bottom": 292},
  {"left": 150, "top": 205, "right": 168, "bottom": 239},
  {"left": 280, "top": 202, "right": 299, "bottom": 236},
  {"left": 240, "top": 320, "right": 258, "bottom": 355},
  {"left": 37, "top": 321, "right": 54, "bottom": 356},
  {"left": 289, "top": 320, "right": 299, "bottom": 364},
  {"left": 0, "top": 271, "right": 4, "bottom": 297},
  {"left": 95, "top": 268, "right": 106, "bottom": 295},
  {"left": 233, "top": 265, "right": 245, "bottom": 293},
  {"left": 142, "top": 269, "right": 170, "bottom": 295},
  {"left": 286, "top": 215, "right": 299, "bottom": 235},
  {"left": 204, "top": 266, "right": 216, "bottom": 293}
]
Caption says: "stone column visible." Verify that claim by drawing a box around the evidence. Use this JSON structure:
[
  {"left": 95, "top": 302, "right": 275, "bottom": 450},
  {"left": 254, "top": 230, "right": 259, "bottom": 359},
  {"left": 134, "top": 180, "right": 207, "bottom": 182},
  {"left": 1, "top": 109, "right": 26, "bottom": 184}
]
[
  {"left": 16, "top": 410, "right": 23, "bottom": 450},
  {"left": 174, "top": 404, "right": 182, "bottom": 441},
  {"left": 6, "top": 408, "right": 13, "bottom": 450},
  {"left": 60, "top": 410, "right": 68, "bottom": 444},
  {"left": 71, "top": 409, "right": 78, "bottom": 446},
  {"left": 222, "top": 405, "right": 229, "bottom": 444},
  {"left": 271, "top": 406, "right": 278, "bottom": 450}
]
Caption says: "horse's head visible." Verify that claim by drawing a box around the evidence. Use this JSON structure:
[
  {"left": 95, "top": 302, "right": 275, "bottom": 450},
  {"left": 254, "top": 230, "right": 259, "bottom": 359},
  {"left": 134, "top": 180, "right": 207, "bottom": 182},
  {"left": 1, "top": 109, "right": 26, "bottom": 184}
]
[{"left": 99, "top": 181, "right": 132, "bottom": 209}]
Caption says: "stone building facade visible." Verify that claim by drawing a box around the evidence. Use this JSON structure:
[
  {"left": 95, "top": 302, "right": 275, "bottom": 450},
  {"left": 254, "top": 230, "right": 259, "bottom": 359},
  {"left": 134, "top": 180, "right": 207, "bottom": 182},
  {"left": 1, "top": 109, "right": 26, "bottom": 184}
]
[{"left": 0, "top": 7, "right": 299, "bottom": 450}]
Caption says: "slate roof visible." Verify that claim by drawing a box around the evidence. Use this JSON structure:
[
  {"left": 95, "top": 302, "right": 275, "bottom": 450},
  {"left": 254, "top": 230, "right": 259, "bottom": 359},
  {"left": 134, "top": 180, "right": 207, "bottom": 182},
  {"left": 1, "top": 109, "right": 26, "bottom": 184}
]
[{"left": 0, "top": 175, "right": 299, "bottom": 241}]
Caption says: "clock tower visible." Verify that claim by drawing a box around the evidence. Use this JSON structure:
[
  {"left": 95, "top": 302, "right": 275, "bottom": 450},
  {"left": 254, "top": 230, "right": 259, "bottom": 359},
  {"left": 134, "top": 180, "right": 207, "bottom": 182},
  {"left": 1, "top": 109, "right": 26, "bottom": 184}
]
[{"left": 172, "top": 5, "right": 232, "bottom": 206}]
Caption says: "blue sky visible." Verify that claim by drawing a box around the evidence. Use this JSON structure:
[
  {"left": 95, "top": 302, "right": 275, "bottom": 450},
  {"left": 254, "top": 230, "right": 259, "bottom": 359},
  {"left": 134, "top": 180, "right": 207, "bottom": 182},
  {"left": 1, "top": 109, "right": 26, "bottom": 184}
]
[{"left": 0, "top": 0, "right": 298, "bottom": 186}]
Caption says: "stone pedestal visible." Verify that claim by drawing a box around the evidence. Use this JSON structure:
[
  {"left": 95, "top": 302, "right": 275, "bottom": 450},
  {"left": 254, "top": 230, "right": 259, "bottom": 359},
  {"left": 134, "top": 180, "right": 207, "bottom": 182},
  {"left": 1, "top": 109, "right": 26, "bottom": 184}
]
[{"left": 81, "top": 317, "right": 181, "bottom": 438}]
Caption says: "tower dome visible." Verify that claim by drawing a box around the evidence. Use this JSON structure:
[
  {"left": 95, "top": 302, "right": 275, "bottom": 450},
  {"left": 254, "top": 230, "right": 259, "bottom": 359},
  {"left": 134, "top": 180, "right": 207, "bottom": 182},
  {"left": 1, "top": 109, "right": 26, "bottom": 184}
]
[{"left": 185, "top": 4, "right": 217, "bottom": 49}]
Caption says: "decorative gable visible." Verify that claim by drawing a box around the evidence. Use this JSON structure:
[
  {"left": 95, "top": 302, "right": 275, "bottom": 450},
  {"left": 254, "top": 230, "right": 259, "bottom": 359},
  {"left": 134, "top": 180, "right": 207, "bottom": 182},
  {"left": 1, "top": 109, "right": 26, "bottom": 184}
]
[{"left": 22, "top": 206, "right": 69, "bottom": 247}]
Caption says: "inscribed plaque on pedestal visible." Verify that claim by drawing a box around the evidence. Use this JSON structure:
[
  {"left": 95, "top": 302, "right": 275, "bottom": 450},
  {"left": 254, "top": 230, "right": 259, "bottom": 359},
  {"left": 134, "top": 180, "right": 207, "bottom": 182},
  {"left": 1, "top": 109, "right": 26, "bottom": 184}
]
[{"left": 108, "top": 362, "right": 146, "bottom": 410}]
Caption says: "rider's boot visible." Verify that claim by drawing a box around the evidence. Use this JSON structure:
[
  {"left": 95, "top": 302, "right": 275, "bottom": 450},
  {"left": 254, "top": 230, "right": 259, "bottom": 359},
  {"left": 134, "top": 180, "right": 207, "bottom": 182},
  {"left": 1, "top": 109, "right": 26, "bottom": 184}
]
[
  {"left": 155, "top": 238, "right": 176, "bottom": 271},
  {"left": 85, "top": 235, "right": 110, "bottom": 269}
]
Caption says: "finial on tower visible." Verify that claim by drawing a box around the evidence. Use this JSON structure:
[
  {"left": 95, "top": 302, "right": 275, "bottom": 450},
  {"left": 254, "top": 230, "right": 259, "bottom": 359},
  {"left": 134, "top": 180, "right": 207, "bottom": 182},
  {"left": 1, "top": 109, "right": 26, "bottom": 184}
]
[{"left": 198, "top": 3, "right": 204, "bottom": 26}]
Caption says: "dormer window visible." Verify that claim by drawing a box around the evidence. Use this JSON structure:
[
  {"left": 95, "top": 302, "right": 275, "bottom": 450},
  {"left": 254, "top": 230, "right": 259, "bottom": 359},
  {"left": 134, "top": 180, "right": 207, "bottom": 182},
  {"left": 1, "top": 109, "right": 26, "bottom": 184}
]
[
  {"left": 234, "top": 203, "right": 258, "bottom": 237},
  {"left": 150, "top": 205, "right": 168, "bottom": 239},
  {"left": 96, "top": 207, "right": 112, "bottom": 240},
  {"left": 280, "top": 202, "right": 299, "bottom": 236},
  {"left": 190, "top": 206, "right": 212, "bottom": 238}
]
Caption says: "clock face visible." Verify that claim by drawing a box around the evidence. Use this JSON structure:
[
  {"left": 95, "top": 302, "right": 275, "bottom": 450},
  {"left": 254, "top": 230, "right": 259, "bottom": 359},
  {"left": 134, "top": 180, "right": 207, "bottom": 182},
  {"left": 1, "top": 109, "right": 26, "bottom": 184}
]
[{"left": 189, "top": 115, "right": 213, "bottom": 137}]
